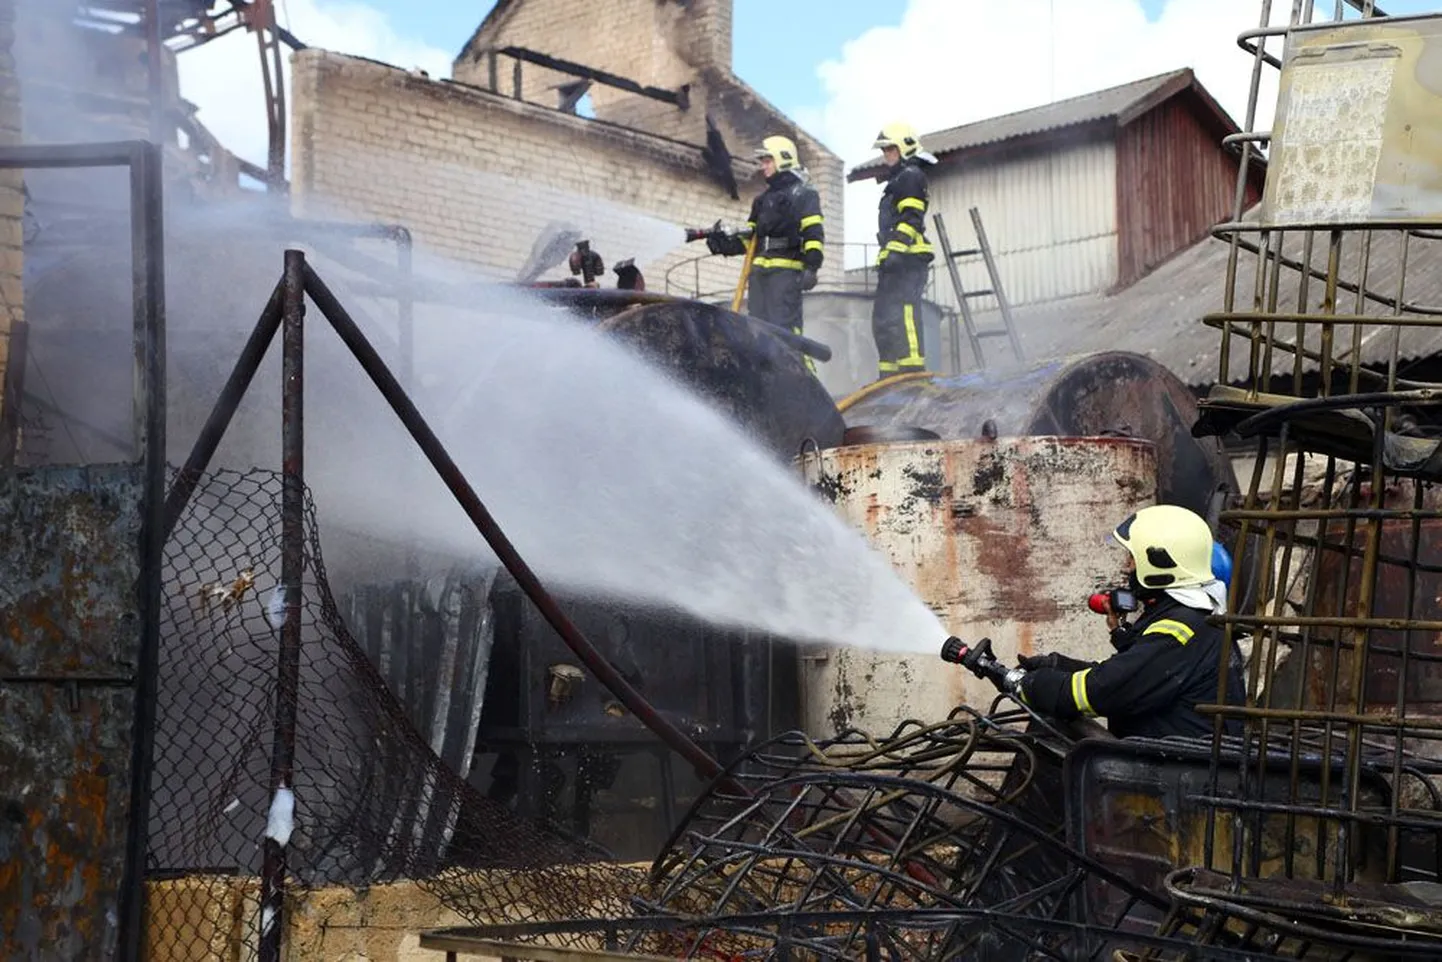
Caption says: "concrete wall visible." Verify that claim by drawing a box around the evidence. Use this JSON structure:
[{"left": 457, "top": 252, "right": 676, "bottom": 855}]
[
  {"left": 801, "top": 290, "right": 953, "bottom": 397},
  {"left": 0, "top": 0, "right": 19, "bottom": 429}
]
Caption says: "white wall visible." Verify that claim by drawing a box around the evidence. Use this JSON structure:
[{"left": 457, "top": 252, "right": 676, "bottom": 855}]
[{"left": 927, "top": 134, "right": 1119, "bottom": 312}]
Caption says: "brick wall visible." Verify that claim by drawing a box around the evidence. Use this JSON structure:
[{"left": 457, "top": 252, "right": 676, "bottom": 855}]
[
  {"left": 454, "top": 0, "right": 717, "bottom": 133},
  {"left": 447, "top": 0, "right": 843, "bottom": 273},
  {"left": 0, "top": 0, "right": 21, "bottom": 427},
  {"left": 290, "top": 49, "right": 845, "bottom": 298}
]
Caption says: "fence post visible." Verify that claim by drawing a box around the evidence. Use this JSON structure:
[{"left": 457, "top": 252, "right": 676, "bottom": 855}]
[{"left": 258, "top": 248, "right": 306, "bottom": 962}]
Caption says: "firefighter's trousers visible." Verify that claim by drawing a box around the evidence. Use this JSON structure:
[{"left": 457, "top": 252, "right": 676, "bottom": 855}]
[
  {"left": 871, "top": 257, "right": 929, "bottom": 375},
  {"left": 748, "top": 265, "right": 815, "bottom": 372}
]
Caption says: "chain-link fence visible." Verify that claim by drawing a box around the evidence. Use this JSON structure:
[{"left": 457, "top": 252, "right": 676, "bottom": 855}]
[{"left": 146, "top": 466, "right": 648, "bottom": 957}]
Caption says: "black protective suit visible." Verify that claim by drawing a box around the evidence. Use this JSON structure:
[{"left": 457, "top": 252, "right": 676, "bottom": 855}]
[
  {"left": 872, "top": 157, "right": 934, "bottom": 376},
  {"left": 709, "top": 169, "right": 825, "bottom": 341},
  {"left": 1017, "top": 595, "right": 1246, "bottom": 739}
]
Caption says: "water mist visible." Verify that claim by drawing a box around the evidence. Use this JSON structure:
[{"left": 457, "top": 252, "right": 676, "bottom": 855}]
[{"left": 307, "top": 254, "right": 949, "bottom": 655}]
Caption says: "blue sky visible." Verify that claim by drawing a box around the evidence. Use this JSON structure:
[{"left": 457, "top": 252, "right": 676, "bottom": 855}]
[
  {"left": 282, "top": 0, "right": 1438, "bottom": 130},
  {"left": 295, "top": 0, "right": 908, "bottom": 116},
  {"left": 179, "top": 0, "right": 1442, "bottom": 249}
]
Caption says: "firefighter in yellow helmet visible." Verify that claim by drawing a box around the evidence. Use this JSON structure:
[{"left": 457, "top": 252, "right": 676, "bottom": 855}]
[
  {"left": 707, "top": 135, "right": 825, "bottom": 362},
  {"left": 1013, "top": 504, "right": 1246, "bottom": 739},
  {"left": 871, "top": 122, "right": 936, "bottom": 379}
]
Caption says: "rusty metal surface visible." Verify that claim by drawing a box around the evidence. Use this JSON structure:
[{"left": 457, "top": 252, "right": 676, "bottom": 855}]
[
  {"left": 1066, "top": 737, "right": 1394, "bottom": 928},
  {"left": 840, "top": 350, "right": 1235, "bottom": 518},
  {"left": 0, "top": 464, "right": 142, "bottom": 960},
  {"left": 797, "top": 436, "right": 1156, "bottom": 734},
  {"left": 1274, "top": 519, "right": 1442, "bottom": 713}
]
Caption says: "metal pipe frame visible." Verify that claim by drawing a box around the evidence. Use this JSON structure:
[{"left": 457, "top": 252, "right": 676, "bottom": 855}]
[
  {"left": 0, "top": 140, "right": 166, "bottom": 962},
  {"left": 257, "top": 249, "right": 306, "bottom": 962},
  {"left": 1183, "top": 6, "right": 1442, "bottom": 944},
  {"left": 296, "top": 257, "right": 736, "bottom": 790}
]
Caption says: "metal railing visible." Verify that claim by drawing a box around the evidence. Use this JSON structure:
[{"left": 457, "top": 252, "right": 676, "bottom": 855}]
[{"left": 662, "top": 242, "right": 950, "bottom": 303}]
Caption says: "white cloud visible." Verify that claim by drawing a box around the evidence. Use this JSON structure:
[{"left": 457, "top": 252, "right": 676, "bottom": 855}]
[
  {"left": 175, "top": 0, "right": 454, "bottom": 173},
  {"left": 799, "top": 0, "right": 1299, "bottom": 257}
]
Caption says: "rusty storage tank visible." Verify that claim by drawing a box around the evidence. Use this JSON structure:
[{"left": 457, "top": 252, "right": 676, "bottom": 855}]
[
  {"left": 798, "top": 436, "right": 1157, "bottom": 736},
  {"left": 838, "top": 351, "right": 1236, "bottom": 518}
]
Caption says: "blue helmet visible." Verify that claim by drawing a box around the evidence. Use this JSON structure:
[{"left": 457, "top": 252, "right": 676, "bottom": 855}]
[{"left": 1211, "top": 542, "right": 1233, "bottom": 588}]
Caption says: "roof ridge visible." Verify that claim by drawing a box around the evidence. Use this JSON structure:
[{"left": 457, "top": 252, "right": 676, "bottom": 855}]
[{"left": 920, "top": 67, "right": 1191, "bottom": 143}]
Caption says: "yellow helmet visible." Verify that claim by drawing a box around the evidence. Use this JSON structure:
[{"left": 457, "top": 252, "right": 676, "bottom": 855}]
[
  {"left": 1109, "top": 505, "right": 1215, "bottom": 590},
  {"left": 755, "top": 135, "right": 800, "bottom": 172},
  {"left": 873, "top": 122, "right": 921, "bottom": 159}
]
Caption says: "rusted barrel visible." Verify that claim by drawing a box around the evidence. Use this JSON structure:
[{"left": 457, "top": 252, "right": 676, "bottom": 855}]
[
  {"left": 798, "top": 436, "right": 1159, "bottom": 733},
  {"left": 839, "top": 351, "right": 1237, "bottom": 517}
]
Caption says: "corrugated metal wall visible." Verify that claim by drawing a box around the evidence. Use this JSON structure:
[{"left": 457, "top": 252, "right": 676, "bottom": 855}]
[
  {"left": 1115, "top": 95, "right": 1260, "bottom": 287},
  {"left": 927, "top": 129, "right": 1118, "bottom": 312}
]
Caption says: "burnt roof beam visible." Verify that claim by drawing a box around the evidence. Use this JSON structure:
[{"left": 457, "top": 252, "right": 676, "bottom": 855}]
[{"left": 496, "top": 46, "right": 690, "bottom": 109}]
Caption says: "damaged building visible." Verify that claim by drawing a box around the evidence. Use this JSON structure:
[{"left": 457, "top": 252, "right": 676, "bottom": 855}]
[
  {"left": 18, "top": 2, "right": 1442, "bottom": 962},
  {"left": 291, "top": 0, "right": 845, "bottom": 298}
]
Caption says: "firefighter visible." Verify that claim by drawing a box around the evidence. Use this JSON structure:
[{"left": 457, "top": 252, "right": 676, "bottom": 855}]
[
  {"left": 707, "top": 135, "right": 825, "bottom": 360},
  {"left": 1014, "top": 504, "right": 1246, "bottom": 739},
  {"left": 871, "top": 122, "right": 936, "bottom": 379}
]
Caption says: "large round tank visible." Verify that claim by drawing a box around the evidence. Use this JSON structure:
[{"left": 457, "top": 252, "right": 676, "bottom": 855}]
[
  {"left": 797, "top": 436, "right": 1157, "bottom": 736},
  {"left": 839, "top": 352, "right": 1234, "bottom": 518}
]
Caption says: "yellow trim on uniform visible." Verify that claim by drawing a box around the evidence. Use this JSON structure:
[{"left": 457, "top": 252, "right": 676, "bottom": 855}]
[
  {"left": 878, "top": 360, "right": 899, "bottom": 372},
  {"left": 1071, "top": 668, "right": 1096, "bottom": 716},
  {"left": 799, "top": 214, "right": 824, "bottom": 229},
  {"left": 896, "top": 197, "right": 926, "bottom": 213},
  {"left": 754, "top": 257, "right": 804, "bottom": 270},
  {"left": 1145, "top": 619, "right": 1196, "bottom": 645},
  {"left": 896, "top": 222, "right": 923, "bottom": 241},
  {"left": 803, "top": 239, "right": 823, "bottom": 253},
  {"left": 793, "top": 327, "right": 817, "bottom": 373},
  {"left": 900, "top": 303, "right": 923, "bottom": 366},
  {"left": 884, "top": 240, "right": 909, "bottom": 254}
]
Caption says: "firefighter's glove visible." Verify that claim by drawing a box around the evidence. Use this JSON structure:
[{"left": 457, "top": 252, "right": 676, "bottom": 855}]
[
  {"left": 1017, "top": 652, "right": 1093, "bottom": 674},
  {"left": 801, "top": 267, "right": 818, "bottom": 292},
  {"left": 707, "top": 230, "right": 746, "bottom": 257}
]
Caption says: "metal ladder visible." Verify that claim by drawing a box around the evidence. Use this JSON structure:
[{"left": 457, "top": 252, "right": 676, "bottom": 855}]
[{"left": 932, "top": 208, "right": 1026, "bottom": 372}]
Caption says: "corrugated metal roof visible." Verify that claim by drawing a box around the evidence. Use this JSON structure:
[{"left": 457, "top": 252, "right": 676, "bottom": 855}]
[
  {"left": 849, "top": 68, "right": 1201, "bottom": 180},
  {"left": 989, "top": 220, "right": 1442, "bottom": 388}
]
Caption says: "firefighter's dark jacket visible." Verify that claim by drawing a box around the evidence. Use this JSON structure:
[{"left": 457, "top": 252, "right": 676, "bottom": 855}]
[
  {"left": 714, "top": 170, "right": 824, "bottom": 270},
  {"left": 1017, "top": 596, "right": 1245, "bottom": 739},
  {"left": 876, "top": 158, "right": 933, "bottom": 266}
]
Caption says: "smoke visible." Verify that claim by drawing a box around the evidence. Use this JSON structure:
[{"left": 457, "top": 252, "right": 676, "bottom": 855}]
[{"left": 14, "top": 9, "right": 947, "bottom": 656}]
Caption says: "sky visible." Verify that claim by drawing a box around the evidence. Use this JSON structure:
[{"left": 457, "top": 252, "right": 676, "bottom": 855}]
[{"left": 175, "top": 0, "right": 1442, "bottom": 249}]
